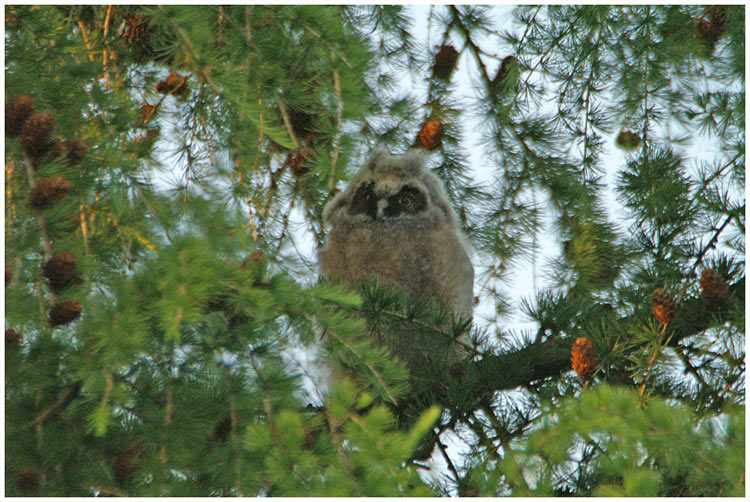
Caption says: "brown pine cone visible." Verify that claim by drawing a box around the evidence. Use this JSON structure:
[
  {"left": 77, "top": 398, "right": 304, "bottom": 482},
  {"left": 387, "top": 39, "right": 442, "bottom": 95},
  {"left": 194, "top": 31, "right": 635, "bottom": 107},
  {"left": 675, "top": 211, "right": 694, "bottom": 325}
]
[
  {"left": 29, "top": 176, "right": 71, "bottom": 209},
  {"left": 49, "top": 299, "right": 83, "bottom": 327},
  {"left": 65, "top": 139, "right": 88, "bottom": 166},
  {"left": 212, "top": 414, "right": 232, "bottom": 442},
  {"left": 16, "top": 466, "right": 39, "bottom": 493},
  {"left": 695, "top": 6, "right": 728, "bottom": 44},
  {"left": 114, "top": 441, "right": 145, "bottom": 485},
  {"left": 284, "top": 149, "right": 313, "bottom": 176},
  {"left": 652, "top": 288, "right": 676, "bottom": 324},
  {"left": 5, "top": 328, "right": 21, "bottom": 346},
  {"left": 571, "top": 337, "right": 596, "bottom": 382},
  {"left": 700, "top": 269, "right": 728, "bottom": 306},
  {"left": 287, "top": 109, "right": 315, "bottom": 139},
  {"left": 416, "top": 120, "right": 444, "bottom": 150},
  {"left": 433, "top": 44, "right": 459, "bottom": 80},
  {"left": 5, "top": 94, "right": 35, "bottom": 138},
  {"left": 19, "top": 111, "right": 56, "bottom": 158},
  {"left": 156, "top": 73, "right": 189, "bottom": 98},
  {"left": 616, "top": 130, "right": 641, "bottom": 151},
  {"left": 42, "top": 252, "right": 79, "bottom": 293},
  {"left": 121, "top": 13, "right": 152, "bottom": 44}
]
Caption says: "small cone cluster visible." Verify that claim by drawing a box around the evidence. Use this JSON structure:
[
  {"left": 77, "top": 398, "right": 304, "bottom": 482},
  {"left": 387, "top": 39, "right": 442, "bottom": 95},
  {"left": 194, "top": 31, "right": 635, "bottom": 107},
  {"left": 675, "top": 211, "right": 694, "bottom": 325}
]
[
  {"left": 5, "top": 94, "right": 35, "bottom": 138},
  {"left": 571, "top": 337, "right": 596, "bottom": 382},
  {"left": 49, "top": 300, "right": 83, "bottom": 327},
  {"left": 121, "top": 13, "right": 152, "bottom": 44},
  {"left": 694, "top": 6, "right": 728, "bottom": 45},
  {"left": 700, "top": 268, "right": 728, "bottom": 306},
  {"left": 652, "top": 288, "right": 676, "bottom": 324},
  {"left": 416, "top": 119, "right": 444, "bottom": 150},
  {"left": 20, "top": 111, "right": 56, "bottom": 159},
  {"left": 16, "top": 466, "right": 39, "bottom": 493},
  {"left": 114, "top": 441, "right": 145, "bottom": 485},
  {"left": 156, "top": 73, "right": 189, "bottom": 98},
  {"left": 287, "top": 109, "right": 315, "bottom": 139},
  {"left": 6, "top": 328, "right": 21, "bottom": 346},
  {"left": 120, "top": 13, "right": 157, "bottom": 63},
  {"left": 212, "top": 414, "right": 232, "bottom": 442},
  {"left": 30, "top": 176, "right": 71, "bottom": 210},
  {"left": 284, "top": 149, "right": 313, "bottom": 176},
  {"left": 433, "top": 44, "right": 459, "bottom": 80},
  {"left": 616, "top": 130, "right": 641, "bottom": 151},
  {"left": 42, "top": 252, "right": 80, "bottom": 293}
]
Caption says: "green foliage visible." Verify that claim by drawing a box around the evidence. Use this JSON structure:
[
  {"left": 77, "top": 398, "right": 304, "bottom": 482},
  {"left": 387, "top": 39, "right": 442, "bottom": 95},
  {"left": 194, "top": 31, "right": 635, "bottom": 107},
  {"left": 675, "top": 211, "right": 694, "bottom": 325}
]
[
  {"left": 4, "top": 4, "right": 744, "bottom": 497},
  {"left": 469, "top": 385, "right": 744, "bottom": 497}
]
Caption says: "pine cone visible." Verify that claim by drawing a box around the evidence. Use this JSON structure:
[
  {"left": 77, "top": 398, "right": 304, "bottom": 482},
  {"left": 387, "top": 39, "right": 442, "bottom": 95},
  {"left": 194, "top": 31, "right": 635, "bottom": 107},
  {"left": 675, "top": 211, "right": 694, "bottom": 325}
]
[
  {"left": 139, "top": 102, "right": 158, "bottom": 122},
  {"left": 5, "top": 94, "right": 35, "bottom": 137},
  {"left": 571, "top": 337, "right": 596, "bottom": 381},
  {"left": 6, "top": 328, "right": 20, "bottom": 346},
  {"left": 16, "top": 466, "right": 39, "bottom": 493},
  {"left": 700, "top": 269, "right": 728, "bottom": 306},
  {"left": 433, "top": 44, "right": 459, "bottom": 80},
  {"left": 65, "top": 139, "right": 88, "bottom": 166},
  {"left": 212, "top": 414, "right": 232, "bottom": 442},
  {"left": 29, "top": 176, "right": 71, "bottom": 210},
  {"left": 652, "top": 288, "right": 676, "bottom": 324},
  {"left": 284, "top": 149, "right": 313, "bottom": 176},
  {"left": 121, "top": 13, "right": 152, "bottom": 44},
  {"left": 19, "top": 111, "right": 56, "bottom": 158},
  {"left": 616, "top": 130, "right": 641, "bottom": 151},
  {"left": 42, "top": 252, "right": 79, "bottom": 293},
  {"left": 120, "top": 13, "right": 157, "bottom": 63},
  {"left": 47, "top": 138, "right": 69, "bottom": 160},
  {"left": 695, "top": 6, "right": 728, "bottom": 44},
  {"left": 416, "top": 120, "right": 444, "bottom": 150},
  {"left": 49, "top": 299, "right": 82, "bottom": 327},
  {"left": 287, "top": 109, "right": 315, "bottom": 139},
  {"left": 114, "top": 441, "right": 145, "bottom": 485},
  {"left": 156, "top": 73, "right": 189, "bottom": 98}
]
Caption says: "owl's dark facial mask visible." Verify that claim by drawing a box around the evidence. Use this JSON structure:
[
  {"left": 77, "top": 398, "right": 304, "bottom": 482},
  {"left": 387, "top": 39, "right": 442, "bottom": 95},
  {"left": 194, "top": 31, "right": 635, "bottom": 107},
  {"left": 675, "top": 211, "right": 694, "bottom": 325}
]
[
  {"left": 383, "top": 185, "right": 427, "bottom": 217},
  {"left": 349, "top": 181, "right": 378, "bottom": 219},
  {"left": 349, "top": 182, "right": 427, "bottom": 220}
]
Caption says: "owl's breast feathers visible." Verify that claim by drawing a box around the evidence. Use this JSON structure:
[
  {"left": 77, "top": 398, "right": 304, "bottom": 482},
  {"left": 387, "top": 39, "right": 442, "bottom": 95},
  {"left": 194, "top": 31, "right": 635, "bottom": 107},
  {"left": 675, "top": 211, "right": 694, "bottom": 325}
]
[{"left": 319, "top": 216, "right": 473, "bottom": 317}]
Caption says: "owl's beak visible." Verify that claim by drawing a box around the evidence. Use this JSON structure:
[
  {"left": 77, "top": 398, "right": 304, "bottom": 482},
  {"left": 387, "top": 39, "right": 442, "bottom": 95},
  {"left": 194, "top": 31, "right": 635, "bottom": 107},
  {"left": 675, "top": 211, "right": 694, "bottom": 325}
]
[{"left": 376, "top": 199, "right": 389, "bottom": 219}]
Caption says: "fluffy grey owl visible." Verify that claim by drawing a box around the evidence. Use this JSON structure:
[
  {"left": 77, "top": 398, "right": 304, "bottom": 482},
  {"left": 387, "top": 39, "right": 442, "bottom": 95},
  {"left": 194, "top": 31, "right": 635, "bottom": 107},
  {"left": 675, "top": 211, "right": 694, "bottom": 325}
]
[{"left": 319, "top": 150, "right": 474, "bottom": 372}]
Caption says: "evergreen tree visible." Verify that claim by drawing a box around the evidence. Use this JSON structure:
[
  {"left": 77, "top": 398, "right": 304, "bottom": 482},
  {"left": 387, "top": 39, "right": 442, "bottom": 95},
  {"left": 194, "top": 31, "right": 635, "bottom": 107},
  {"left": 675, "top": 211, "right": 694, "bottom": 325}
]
[{"left": 4, "top": 5, "right": 744, "bottom": 496}]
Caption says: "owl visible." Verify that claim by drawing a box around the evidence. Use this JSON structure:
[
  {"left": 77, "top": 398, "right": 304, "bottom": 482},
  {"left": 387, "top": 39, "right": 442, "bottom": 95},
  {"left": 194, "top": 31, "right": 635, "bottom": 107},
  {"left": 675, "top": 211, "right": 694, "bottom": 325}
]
[{"left": 319, "top": 149, "right": 474, "bottom": 373}]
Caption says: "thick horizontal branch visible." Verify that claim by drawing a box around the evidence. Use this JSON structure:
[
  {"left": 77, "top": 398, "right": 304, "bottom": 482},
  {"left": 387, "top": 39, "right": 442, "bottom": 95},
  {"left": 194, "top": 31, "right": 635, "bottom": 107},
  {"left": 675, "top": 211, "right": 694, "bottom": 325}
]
[{"left": 441, "top": 279, "right": 744, "bottom": 416}]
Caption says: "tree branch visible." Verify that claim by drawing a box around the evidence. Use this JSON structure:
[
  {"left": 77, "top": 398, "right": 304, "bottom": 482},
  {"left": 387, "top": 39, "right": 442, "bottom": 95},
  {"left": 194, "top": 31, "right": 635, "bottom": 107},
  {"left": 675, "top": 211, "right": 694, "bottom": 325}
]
[{"left": 439, "top": 278, "right": 743, "bottom": 416}]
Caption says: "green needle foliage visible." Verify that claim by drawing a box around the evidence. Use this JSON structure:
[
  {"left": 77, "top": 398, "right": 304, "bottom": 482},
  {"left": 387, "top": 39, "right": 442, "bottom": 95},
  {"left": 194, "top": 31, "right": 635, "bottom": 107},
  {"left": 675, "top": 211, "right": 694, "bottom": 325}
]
[{"left": 5, "top": 5, "right": 744, "bottom": 496}]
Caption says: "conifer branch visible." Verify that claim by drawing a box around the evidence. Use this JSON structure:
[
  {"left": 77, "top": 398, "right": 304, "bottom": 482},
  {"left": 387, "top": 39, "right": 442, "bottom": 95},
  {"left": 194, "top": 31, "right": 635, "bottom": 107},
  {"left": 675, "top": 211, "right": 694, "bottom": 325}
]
[
  {"left": 276, "top": 95, "right": 301, "bottom": 149},
  {"left": 446, "top": 278, "right": 742, "bottom": 415},
  {"left": 21, "top": 154, "right": 54, "bottom": 262},
  {"left": 25, "top": 382, "right": 82, "bottom": 429}
]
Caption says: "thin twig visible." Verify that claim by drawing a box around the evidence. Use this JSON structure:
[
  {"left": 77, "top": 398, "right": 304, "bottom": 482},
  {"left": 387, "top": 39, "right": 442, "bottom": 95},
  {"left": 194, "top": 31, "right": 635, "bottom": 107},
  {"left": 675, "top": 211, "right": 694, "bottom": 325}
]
[
  {"left": 276, "top": 95, "right": 301, "bottom": 150},
  {"left": 436, "top": 439, "right": 462, "bottom": 488},
  {"left": 328, "top": 68, "right": 344, "bottom": 190},
  {"left": 76, "top": 19, "right": 96, "bottom": 62},
  {"left": 22, "top": 153, "right": 54, "bottom": 262},
  {"left": 25, "top": 382, "right": 82, "bottom": 429},
  {"left": 639, "top": 323, "right": 671, "bottom": 398}
]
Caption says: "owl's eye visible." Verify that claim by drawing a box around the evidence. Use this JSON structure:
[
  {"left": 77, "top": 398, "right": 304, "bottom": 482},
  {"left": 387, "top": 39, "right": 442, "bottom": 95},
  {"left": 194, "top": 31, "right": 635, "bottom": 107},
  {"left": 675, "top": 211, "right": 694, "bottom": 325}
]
[
  {"left": 349, "top": 181, "right": 378, "bottom": 219},
  {"left": 384, "top": 185, "right": 427, "bottom": 217}
]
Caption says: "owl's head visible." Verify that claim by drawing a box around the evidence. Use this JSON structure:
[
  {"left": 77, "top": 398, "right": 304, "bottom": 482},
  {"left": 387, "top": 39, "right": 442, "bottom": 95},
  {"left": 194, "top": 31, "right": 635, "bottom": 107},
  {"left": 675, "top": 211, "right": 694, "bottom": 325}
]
[{"left": 323, "top": 149, "right": 457, "bottom": 227}]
